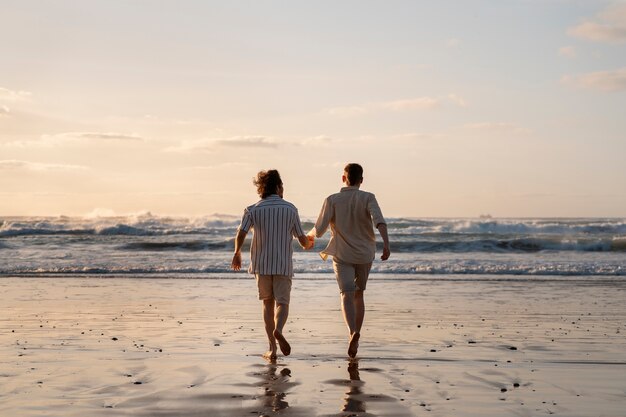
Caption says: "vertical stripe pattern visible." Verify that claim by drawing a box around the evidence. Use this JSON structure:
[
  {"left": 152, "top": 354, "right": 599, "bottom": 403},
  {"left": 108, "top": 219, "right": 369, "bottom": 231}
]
[{"left": 237, "top": 195, "right": 305, "bottom": 277}]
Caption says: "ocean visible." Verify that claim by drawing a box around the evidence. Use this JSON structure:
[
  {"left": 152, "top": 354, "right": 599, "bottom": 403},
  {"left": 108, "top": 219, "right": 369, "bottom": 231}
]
[{"left": 1, "top": 215, "right": 625, "bottom": 279}]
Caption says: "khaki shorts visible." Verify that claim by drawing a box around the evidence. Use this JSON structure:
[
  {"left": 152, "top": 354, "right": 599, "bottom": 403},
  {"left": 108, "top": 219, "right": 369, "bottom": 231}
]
[
  {"left": 332, "top": 259, "right": 372, "bottom": 293},
  {"left": 256, "top": 274, "right": 292, "bottom": 305}
]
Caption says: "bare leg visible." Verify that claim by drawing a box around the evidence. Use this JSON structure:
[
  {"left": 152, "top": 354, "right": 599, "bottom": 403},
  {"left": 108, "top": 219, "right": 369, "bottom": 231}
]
[
  {"left": 354, "top": 290, "right": 365, "bottom": 333},
  {"left": 273, "top": 303, "right": 291, "bottom": 356},
  {"left": 262, "top": 299, "right": 277, "bottom": 360},
  {"left": 341, "top": 291, "right": 357, "bottom": 335},
  {"left": 341, "top": 291, "right": 361, "bottom": 358}
]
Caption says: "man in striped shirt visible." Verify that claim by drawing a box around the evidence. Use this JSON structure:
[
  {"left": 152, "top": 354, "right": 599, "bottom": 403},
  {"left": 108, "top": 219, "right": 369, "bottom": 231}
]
[{"left": 231, "top": 169, "right": 313, "bottom": 361}]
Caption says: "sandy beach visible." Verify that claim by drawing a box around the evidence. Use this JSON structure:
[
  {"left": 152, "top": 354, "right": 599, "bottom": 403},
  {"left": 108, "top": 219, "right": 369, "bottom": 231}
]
[{"left": 1, "top": 275, "right": 625, "bottom": 417}]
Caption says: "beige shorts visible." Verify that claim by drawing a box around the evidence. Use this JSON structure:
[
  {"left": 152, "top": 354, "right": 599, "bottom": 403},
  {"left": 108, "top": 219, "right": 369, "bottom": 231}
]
[
  {"left": 255, "top": 274, "right": 292, "bottom": 305},
  {"left": 332, "top": 259, "right": 372, "bottom": 293}
]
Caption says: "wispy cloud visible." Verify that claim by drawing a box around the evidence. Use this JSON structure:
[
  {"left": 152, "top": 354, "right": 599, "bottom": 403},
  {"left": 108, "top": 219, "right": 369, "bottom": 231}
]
[
  {"left": 447, "top": 94, "right": 467, "bottom": 107},
  {"left": 0, "top": 159, "right": 89, "bottom": 172},
  {"left": 326, "top": 106, "right": 369, "bottom": 117},
  {"left": 380, "top": 97, "right": 440, "bottom": 111},
  {"left": 66, "top": 132, "right": 144, "bottom": 141},
  {"left": 567, "top": 3, "right": 626, "bottom": 43},
  {"left": 558, "top": 46, "right": 577, "bottom": 58},
  {"left": 391, "top": 132, "right": 445, "bottom": 142},
  {"left": 299, "top": 135, "right": 333, "bottom": 147},
  {"left": 0, "top": 105, "right": 9, "bottom": 117},
  {"left": 215, "top": 136, "right": 277, "bottom": 148},
  {"left": 184, "top": 162, "right": 250, "bottom": 171},
  {"left": 0, "top": 87, "right": 32, "bottom": 102},
  {"left": 326, "top": 96, "right": 451, "bottom": 117},
  {"left": 165, "top": 136, "right": 277, "bottom": 153},
  {"left": 3, "top": 132, "right": 145, "bottom": 148},
  {"left": 561, "top": 67, "right": 626, "bottom": 92},
  {"left": 463, "top": 122, "right": 531, "bottom": 135}
]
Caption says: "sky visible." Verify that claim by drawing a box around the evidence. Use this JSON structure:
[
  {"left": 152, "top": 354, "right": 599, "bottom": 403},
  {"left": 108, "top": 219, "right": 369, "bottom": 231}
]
[{"left": 1, "top": 0, "right": 625, "bottom": 218}]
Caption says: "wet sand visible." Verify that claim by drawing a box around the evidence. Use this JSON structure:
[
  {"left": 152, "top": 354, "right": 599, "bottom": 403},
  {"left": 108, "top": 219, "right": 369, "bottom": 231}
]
[{"left": 1, "top": 276, "right": 625, "bottom": 416}]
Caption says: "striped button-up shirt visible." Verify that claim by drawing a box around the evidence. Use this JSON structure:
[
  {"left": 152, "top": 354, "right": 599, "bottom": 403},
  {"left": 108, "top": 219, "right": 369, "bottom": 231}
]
[{"left": 238, "top": 195, "right": 305, "bottom": 277}]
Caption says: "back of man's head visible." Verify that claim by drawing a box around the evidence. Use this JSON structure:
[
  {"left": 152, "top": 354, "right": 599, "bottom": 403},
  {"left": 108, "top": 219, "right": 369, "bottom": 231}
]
[
  {"left": 344, "top": 163, "right": 363, "bottom": 186},
  {"left": 254, "top": 169, "right": 283, "bottom": 198}
]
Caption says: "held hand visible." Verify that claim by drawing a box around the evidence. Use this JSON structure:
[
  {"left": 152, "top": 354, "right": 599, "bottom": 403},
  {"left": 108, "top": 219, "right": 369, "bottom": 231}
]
[
  {"left": 231, "top": 252, "right": 242, "bottom": 271},
  {"left": 306, "top": 235, "right": 315, "bottom": 250},
  {"left": 381, "top": 245, "right": 390, "bottom": 261}
]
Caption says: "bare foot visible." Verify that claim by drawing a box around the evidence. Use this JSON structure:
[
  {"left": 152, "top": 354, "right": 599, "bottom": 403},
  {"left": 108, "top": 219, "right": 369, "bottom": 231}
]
[
  {"left": 348, "top": 332, "right": 360, "bottom": 358},
  {"left": 273, "top": 330, "right": 291, "bottom": 356},
  {"left": 263, "top": 350, "right": 277, "bottom": 361}
]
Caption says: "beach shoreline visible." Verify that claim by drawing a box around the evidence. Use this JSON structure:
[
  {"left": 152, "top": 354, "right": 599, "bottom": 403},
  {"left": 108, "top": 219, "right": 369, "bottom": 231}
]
[{"left": 1, "top": 276, "right": 625, "bottom": 416}]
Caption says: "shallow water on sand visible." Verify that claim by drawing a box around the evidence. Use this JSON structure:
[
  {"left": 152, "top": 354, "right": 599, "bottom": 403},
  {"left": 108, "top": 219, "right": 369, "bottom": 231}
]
[{"left": 1, "top": 276, "right": 625, "bottom": 416}]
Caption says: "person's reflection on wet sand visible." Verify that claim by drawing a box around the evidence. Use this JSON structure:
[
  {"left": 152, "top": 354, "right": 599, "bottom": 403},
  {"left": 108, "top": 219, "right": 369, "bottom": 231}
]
[
  {"left": 342, "top": 360, "right": 366, "bottom": 413},
  {"left": 258, "top": 361, "right": 292, "bottom": 412}
]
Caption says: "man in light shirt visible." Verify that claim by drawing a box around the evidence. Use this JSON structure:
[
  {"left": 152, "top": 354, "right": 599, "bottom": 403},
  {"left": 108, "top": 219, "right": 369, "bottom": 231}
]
[
  {"left": 231, "top": 169, "right": 313, "bottom": 360},
  {"left": 311, "top": 163, "right": 390, "bottom": 358}
]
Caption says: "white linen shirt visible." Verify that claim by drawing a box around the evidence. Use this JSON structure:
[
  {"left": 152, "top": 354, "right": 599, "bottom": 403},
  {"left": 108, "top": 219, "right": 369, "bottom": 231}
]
[
  {"left": 314, "top": 186, "right": 386, "bottom": 264},
  {"left": 238, "top": 195, "right": 305, "bottom": 277}
]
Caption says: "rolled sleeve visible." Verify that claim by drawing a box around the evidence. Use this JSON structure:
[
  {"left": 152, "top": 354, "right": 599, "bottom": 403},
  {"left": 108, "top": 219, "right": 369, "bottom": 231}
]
[
  {"left": 368, "top": 194, "right": 386, "bottom": 227},
  {"left": 238, "top": 209, "right": 253, "bottom": 233},
  {"left": 314, "top": 197, "right": 332, "bottom": 238}
]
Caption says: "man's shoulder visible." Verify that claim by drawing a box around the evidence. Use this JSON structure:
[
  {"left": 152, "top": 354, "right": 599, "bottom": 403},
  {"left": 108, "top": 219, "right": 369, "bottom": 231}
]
[
  {"left": 357, "top": 189, "right": 375, "bottom": 197},
  {"left": 327, "top": 190, "right": 347, "bottom": 199},
  {"left": 277, "top": 198, "right": 299, "bottom": 211},
  {"left": 245, "top": 200, "right": 262, "bottom": 212},
  {"left": 251, "top": 197, "right": 299, "bottom": 212},
  {"left": 330, "top": 189, "right": 376, "bottom": 200}
]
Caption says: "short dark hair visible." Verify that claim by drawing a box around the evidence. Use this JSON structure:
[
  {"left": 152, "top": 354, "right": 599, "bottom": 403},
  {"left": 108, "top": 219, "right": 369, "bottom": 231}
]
[
  {"left": 253, "top": 169, "right": 283, "bottom": 198},
  {"left": 344, "top": 163, "right": 363, "bottom": 186}
]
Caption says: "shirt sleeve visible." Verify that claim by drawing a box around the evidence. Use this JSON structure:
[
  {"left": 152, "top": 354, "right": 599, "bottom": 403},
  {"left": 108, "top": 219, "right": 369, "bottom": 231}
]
[
  {"left": 368, "top": 194, "right": 386, "bottom": 227},
  {"left": 238, "top": 208, "right": 253, "bottom": 233},
  {"left": 314, "top": 196, "right": 332, "bottom": 238},
  {"left": 292, "top": 209, "right": 305, "bottom": 237}
]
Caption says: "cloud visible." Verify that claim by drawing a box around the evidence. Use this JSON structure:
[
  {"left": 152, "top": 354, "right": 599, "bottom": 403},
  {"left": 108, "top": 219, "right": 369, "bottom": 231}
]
[
  {"left": 0, "top": 105, "right": 9, "bottom": 117},
  {"left": 558, "top": 46, "right": 577, "bottom": 58},
  {"left": 447, "top": 94, "right": 467, "bottom": 107},
  {"left": 4, "top": 131, "right": 145, "bottom": 148},
  {"left": 0, "top": 159, "right": 89, "bottom": 172},
  {"left": 391, "top": 132, "right": 445, "bottom": 142},
  {"left": 561, "top": 67, "right": 626, "bottom": 92},
  {"left": 381, "top": 97, "right": 440, "bottom": 111},
  {"left": 165, "top": 136, "right": 277, "bottom": 153},
  {"left": 215, "top": 136, "right": 277, "bottom": 148},
  {"left": 68, "top": 132, "right": 144, "bottom": 141},
  {"left": 184, "top": 162, "right": 250, "bottom": 171},
  {"left": 325, "top": 106, "right": 369, "bottom": 117},
  {"left": 43, "top": 132, "right": 144, "bottom": 143},
  {"left": 463, "top": 122, "right": 531, "bottom": 135},
  {"left": 299, "top": 135, "right": 333, "bottom": 147},
  {"left": 567, "top": 3, "right": 626, "bottom": 43},
  {"left": 0, "top": 87, "right": 32, "bottom": 102},
  {"left": 326, "top": 96, "right": 441, "bottom": 117}
]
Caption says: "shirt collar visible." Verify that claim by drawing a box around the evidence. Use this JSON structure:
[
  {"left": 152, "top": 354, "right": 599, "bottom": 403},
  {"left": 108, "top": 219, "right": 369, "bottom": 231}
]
[
  {"left": 340, "top": 186, "right": 360, "bottom": 192},
  {"left": 265, "top": 194, "right": 282, "bottom": 199}
]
